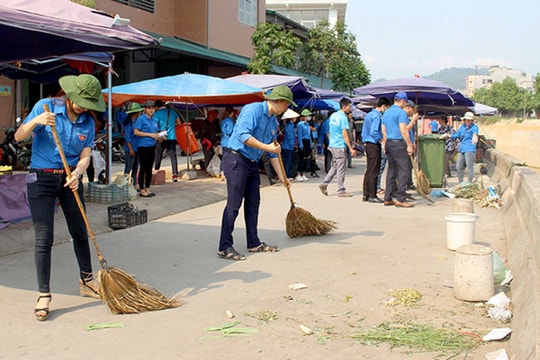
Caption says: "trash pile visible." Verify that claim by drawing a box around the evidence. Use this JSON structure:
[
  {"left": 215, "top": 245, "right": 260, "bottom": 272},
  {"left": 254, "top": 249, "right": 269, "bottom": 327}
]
[{"left": 449, "top": 182, "right": 503, "bottom": 209}]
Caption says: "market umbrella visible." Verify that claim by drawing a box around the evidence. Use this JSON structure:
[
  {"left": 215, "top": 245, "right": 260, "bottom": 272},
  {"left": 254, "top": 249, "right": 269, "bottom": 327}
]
[
  {"left": 353, "top": 78, "right": 474, "bottom": 107},
  {"left": 105, "top": 73, "right": 264, "bottom": 107},
  {"left": 227, "top": 74, "right": 318, "bottom": 102}
]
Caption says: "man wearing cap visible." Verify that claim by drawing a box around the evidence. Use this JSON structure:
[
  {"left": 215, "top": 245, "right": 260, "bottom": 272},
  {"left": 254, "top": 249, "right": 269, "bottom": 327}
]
[
  {"left": 361, "top": 96, "right": 391, "bottom": 203},
  {"left": 218, "top": 85, "right": 294, "bottom": 261},
  {"left": 318, "top": 97, "right": 356, "bottom": 197},
  {"left": 154, "top": 100, "right": 181, "bottom": 182},
  {"left": 381, "top": 92, "right": 415, "bottom": 208},
  {"left": 15, "top": 74, "right": 106, "bottom": 320},
  {"left": 449, "top": 111, "right": 478, "bottom": 183}
]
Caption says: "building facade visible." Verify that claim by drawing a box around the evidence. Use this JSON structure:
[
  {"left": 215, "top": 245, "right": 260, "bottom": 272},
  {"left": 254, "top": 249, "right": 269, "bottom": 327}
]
[
  {"left": 466, "top": 65, "right": 534, "bottom": 97},
  {"left": 266, "top": 0, "right": 347, "bottom": 28}
]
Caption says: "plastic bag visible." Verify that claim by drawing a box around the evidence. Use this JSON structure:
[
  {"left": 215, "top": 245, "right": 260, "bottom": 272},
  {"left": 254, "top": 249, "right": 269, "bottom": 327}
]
[
  {"left": 206, "top": 154, "right": 221, "bottom": 177},
  {"left": 113, "top": 174, "right": 138, "bottom": 200},
  {"left": 92, "top": 150, "right": 106, "bottom": 176}
]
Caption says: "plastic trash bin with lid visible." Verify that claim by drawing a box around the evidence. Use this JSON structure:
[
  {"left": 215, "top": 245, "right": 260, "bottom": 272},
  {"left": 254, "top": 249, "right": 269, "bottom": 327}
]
[{"left": 418, "top": 134, "right": 446, "bottom": 187}]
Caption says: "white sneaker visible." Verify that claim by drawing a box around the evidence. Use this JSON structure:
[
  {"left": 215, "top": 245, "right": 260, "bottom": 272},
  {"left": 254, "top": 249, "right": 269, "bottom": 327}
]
[
  {"left": 295, "top": 175, "right": 305, "bottom": 182},
  {"left": 302, "top": 175, "right": 309, "bottom": 181}
]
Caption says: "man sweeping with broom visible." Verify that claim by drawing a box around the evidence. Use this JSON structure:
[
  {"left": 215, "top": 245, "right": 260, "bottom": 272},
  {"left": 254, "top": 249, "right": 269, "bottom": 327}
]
[{"left": 218, "top": 86, "right": 295, "bottom": 261}]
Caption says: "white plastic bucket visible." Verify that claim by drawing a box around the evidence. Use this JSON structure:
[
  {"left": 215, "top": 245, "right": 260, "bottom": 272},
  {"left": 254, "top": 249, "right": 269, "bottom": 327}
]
[{"left": 445, "top": 212, "right": 477, "bottom": 251}]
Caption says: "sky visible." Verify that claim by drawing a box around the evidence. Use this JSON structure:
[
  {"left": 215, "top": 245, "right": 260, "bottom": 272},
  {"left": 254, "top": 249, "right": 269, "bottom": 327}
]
[{"left": 345, "top": 0, "right": 540, "bottom": 81}]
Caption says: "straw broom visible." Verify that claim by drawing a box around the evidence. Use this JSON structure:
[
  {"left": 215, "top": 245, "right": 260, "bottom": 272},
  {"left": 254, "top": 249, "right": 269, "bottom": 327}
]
[
  {"left": 275, "top": 143, "right": 337, "bottom": 237},
  {"left": 410, "top": 155, "right": 434, "bottom": 205},
  {"left": 44, "top": 104, "right": 181, "bottom": 314}
]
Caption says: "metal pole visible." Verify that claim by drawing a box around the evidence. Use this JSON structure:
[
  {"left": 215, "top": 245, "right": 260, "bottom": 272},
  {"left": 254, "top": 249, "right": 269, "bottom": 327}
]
[{"left": 107, "top": 61, "right": 113, "bottom": 184}]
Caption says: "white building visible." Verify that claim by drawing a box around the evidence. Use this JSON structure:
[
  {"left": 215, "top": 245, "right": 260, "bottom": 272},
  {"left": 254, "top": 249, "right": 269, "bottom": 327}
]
[
  {"left": 265, "top": 0, "right": 347, "bottom": 28},
  {"left": 466, "top": 65, "right": 534, "bottom": 97}
]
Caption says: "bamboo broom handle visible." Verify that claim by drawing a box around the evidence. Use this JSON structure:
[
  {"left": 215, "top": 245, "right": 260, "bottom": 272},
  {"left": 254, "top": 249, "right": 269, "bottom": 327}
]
[
  {"left": 43, "top": 104, "right": 108, "bottom": 270},
  {"left": 274, "top": 140, "right": 295, "bottom": 207}
]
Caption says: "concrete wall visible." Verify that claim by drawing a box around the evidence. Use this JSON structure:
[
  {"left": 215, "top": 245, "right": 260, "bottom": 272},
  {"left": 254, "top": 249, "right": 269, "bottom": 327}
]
[{"left": 485, "top": 149, "right": 540, "bottom": 359}]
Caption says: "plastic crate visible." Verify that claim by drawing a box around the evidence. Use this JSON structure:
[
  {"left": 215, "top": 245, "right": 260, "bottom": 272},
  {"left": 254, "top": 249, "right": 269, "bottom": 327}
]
[
  {"left": 108, "top": 202, "right": 148, "bottom": 230},
  {"left": 88, "top": 182, "right": 129, "bottom": 203}
]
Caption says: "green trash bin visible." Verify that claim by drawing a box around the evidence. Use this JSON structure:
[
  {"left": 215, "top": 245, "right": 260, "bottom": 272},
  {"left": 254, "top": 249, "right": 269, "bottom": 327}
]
[{"left": 418, "top": 134, "right": 445, "bottom": 188}]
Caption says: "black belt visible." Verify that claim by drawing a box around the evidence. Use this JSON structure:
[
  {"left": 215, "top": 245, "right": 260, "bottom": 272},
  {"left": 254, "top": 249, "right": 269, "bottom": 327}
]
[
  {"left": 223, "top": 148, "right": 256, "bottom": 163},
  {"left": 386, "top": 139, "right": 404, "bottom": 142}
]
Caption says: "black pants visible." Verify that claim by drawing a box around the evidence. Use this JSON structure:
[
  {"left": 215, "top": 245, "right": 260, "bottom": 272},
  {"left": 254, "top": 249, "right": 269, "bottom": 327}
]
[
  {"left": 137, "top": 146, "right": 155, "bottom": 189},
  {"left": 384, "top": 140, "right": 409, "bottom": 203},
  {"left": 363, "top": 142, "right": 381, "bottom": 198}
]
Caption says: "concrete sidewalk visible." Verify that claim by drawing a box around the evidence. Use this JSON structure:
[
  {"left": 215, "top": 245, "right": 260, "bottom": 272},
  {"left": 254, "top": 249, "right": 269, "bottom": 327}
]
[{"left": 0, "top": 155, "right": 508, "bottom": 359}]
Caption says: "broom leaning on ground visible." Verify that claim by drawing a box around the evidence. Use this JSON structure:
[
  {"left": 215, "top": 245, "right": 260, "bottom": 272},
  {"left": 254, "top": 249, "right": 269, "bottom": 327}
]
[
  {"left": 44, "top": 104, "right": 182, "bottom": 314},
  {"left": 410, "top": 154, "right": 434, "bottom": 205},
  {"left": 275, "top": 142, "right": 337, "bottom": 237}
]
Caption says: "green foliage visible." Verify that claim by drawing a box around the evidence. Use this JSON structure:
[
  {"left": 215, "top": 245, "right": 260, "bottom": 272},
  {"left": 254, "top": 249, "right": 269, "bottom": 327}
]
[
  {"left": 299, "top": 21, "right": 370, "bottom": 93},
  {"left": 70, "top": 0, "right": 96, "bottom": 7},
  {"left": 248, "top": 23, "right": 301, "bottom": 74},
  {"left": 471, "top": 77, "right": 533, "bottom": 118}
]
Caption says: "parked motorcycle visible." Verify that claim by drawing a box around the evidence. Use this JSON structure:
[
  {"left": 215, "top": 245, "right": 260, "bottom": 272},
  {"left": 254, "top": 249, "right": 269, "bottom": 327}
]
[
  {"left": 94, "top": 132, "right": 126, "bottom": 163},
  {"left": 1, "top": 117, "right": 31, "bottom": 170}
]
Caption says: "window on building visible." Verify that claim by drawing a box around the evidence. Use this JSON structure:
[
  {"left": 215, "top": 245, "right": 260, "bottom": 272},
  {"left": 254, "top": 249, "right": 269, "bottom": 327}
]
[
  {"left": 112, "top": 0, "right": 155, "bottom": 13},
  {"left": 238, "top": 0, "right": 257, "bottom": 26}
]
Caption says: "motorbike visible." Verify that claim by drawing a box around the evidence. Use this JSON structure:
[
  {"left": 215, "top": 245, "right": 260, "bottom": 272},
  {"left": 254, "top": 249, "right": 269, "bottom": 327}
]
[
  {"left": 94, "top": 132, "right": 126, "bottom": 163},
  {"left": 1, "top": 117, "right": 31, "bottom": 170}
]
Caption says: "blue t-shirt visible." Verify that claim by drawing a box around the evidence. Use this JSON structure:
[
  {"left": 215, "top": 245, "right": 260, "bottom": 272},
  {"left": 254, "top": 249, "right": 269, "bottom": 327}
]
[
  {"left": 382, "top": 104, "right": 409, "bottom": 140},
  {"left": 451, "top": 122, "right": 479, "bottom": 153},
  {"left": 134, "top": 113, "right": 158, "bottom": 148},
  {"left": 328, "top": 110, "right": 349, "bottom": 148},
  {"left": 123, "top": 118, "right": 138, "bottom": 152},
  {"left": 220, "top": 116, "right": 234, "bottom": 149},
  {"left": 430, "top": 120, "right": 439, "bottom": 133},
  {"left": 318, "top": 118, "right": 330, "bottom": 145},
  {"left": 228, "top": 101, "right": 279, "bottom": 161},
  {"left": 297, "top": 120, "right": 312, "bottom": 148},
  {"left": 25, "top": 97, "right": 95, "bottom": 169},
  {"left": 281, "top": 121, "right": 296, "bottom": 151},
  {"left": 154, "top": 107, "right": 178, "bottom": 140},
  {"left": 361, "top": 108, "right": 383, "bottom": 144}
]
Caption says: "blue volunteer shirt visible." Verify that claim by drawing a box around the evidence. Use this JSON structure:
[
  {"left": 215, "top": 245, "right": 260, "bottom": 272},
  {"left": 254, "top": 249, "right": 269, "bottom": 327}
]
[
  {"left": 361, "top": 108, "right": 383, "bottom": 144},
  {"left": 382, "top": 104, "right": 409, "bottom": 140},
  {"left": 25, "top": 98, "right": 95, "bottom": 169},
  {"left": 154, "top": 107, "right": 177, "bottom": 140},
  {"left": 228, "top": 101, "right": 279, "bottom": 161},
  {"left": 451, "top": 122, "right": 479, "bottom": 153},
  {"left": 328, "top": 110, "right": 349, "bottom": 148},
  {"left": 134, "top": 113, "right": 158, "bottom": 148},
  {"left": 297, "top": 120, "right": 312, "bottom": 148},
  {"left": 220, "top": 116, "right": 234, "bottom": 149},
  {"left": 123, "top": 119, "right": 138, "bottom": 152},
  {"left": 281, "top": 121, "right": 296, "bottom": 151}
]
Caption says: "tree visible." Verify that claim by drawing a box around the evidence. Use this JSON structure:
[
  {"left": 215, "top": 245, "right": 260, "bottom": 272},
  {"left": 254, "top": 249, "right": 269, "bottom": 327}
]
[
  {"left": 472, "top": 77, "right": 534, "bottom": 118},
  {"left": 248, "top": 23, "right": 301, "bottom": 74},
  {"left": 531, "top": 74, "right": 540, "bottom": 118},
  {"left": 299, "top": 21, "right": 370, "bottom": 93}
]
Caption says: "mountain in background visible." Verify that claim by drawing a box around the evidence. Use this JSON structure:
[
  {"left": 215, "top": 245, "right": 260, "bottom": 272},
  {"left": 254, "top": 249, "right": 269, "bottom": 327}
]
[{"left": 424, "top": 67, "right": 489, "bottom": 91}]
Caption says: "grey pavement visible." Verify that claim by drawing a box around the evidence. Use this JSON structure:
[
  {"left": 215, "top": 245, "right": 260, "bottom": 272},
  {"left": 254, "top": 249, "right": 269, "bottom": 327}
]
[{"left": 0, "top": 154, "right": 507, "bottom": 359}]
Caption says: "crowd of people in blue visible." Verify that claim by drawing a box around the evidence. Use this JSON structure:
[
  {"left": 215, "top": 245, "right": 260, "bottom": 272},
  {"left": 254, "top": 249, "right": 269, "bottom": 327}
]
[{"left": 16, "top": 73, "right": 480, "bottom": 319}]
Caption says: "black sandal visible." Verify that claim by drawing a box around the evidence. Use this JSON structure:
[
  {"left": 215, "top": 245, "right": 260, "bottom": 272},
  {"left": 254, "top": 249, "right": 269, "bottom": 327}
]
[
  {"left": 248, "top": 242, "right": 279, "bottom": 253},
  {"left": 34, "top": 294, "right": 52, "bottom": 321},
  {"left": 217, "top": 247, "right": 246, "bottom": 261}
]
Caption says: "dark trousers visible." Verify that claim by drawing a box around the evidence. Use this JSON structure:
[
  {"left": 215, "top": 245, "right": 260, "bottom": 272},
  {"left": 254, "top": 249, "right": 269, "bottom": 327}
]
[
  {"left": 27, "top": 171, "right": 92, "bottom": 293},
  {"left": 124, "top": 152, "right": 139, "bottom": 185},
  {"left": 137, "top": 146, "right": 155, "bottom": 189},
  {"left": 282, "top": 148, "right": 294, "bottom": 178},
  {"left": 219, "top": 151, "right": 262, "bottom": 252},
  {"left": 298, "top": 139, "right": 311, "bottom": 174},
  {"left": 155, "top": 140, "right": 178, "bottom": 175},
  {"left": 363, "top": 142, "right": 381, "bottom": 198},
  {"left": 384, "top": 140, "right": 409, "bottom": 203}
]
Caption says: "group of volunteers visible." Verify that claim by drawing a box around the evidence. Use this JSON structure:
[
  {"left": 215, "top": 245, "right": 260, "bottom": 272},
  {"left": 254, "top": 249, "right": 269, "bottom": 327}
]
[{"left": 16, "top": 73, "right": 478, "bottom": 321}]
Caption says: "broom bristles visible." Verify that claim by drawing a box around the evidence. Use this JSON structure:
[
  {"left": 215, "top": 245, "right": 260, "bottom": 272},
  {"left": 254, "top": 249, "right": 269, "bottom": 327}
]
[
  {"left": 286, "top": 206, "right": 337, "bottom": 238},
  {"left": 97, "top": 267, "right": 183, "bottom": 314}
]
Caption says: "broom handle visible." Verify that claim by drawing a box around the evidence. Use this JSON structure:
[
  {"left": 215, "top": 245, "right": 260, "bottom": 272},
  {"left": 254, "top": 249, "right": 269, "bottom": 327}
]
[
  {"left": 43, "top": 104, "right": 108, "bottom": 270},
  {"left": 274, "top": 140, "right": 295, "bottom": 206}
]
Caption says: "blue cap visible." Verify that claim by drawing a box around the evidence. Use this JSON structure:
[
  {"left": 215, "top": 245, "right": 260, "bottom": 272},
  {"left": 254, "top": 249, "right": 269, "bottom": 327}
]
[{"left": 394, "top": 92, "right": 408, "bottom": 101}]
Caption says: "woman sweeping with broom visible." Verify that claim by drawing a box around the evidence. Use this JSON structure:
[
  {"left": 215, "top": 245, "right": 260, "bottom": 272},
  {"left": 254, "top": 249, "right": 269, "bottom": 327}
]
[
  {"left": 218, "top": 86, "right": 295, "bottom": 261},
  {"left": 15, "top": 74, "right": 105, "bottom": 321}
]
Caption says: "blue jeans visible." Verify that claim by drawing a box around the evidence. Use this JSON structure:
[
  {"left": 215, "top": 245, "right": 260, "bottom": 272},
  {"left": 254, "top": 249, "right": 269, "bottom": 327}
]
[
  {"left": 456, "top": 151, "right": 476, "bottom": 183},
  {"left": 219, "top": 151, "right": 262, "bottom": 252},
  {"left": 123, "top": 152, "right": 139, "bottom": 185},
  {"left": 27, "top": 171, "right": 93, "bottom": 293},
  {"left": 377, "top": 149, "right": 387, "bottom": 190}
]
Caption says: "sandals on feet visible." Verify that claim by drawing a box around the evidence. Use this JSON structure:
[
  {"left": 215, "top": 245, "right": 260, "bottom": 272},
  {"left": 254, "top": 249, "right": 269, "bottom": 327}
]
[
  {"left": 80, "top": 277, "right": 101, "bottom": 299},
  {"left": 34, "top": 294, "right": 52, "bottom": 321},
  {"left": 217, "top": 247, "right": 246, "bottom": 261},
  {"left": 248, "top": 242, "right": 279, "bottom": 253}
]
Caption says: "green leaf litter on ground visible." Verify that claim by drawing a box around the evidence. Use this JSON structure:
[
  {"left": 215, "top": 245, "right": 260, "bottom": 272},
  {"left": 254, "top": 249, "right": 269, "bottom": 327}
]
[
  {"left": 201, "top": 321, "right": 259, "bottom": 339},
  {"left": 85, "top": 322, "right": 125, "bottom": 331},
  {"left": 351, "top": 322, "right": 479, "bottom": 354}
]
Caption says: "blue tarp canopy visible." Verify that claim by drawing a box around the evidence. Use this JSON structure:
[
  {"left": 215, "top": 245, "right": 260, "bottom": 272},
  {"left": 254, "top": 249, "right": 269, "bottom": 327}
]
[
  {"left": 227, "top": 74, "right": 318, "bottom": 101},
  {"left": 104, "top": 73, "right": 265, "bottom": 107},
  {"left": 353, "top": 77, "right": 474, "bottom": 107}
]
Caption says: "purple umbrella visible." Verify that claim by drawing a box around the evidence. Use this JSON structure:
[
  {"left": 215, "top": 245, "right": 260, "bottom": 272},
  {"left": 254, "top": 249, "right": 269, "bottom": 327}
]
[{"left": 353, "top": 77, "right": 474, "bottom": 107}]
